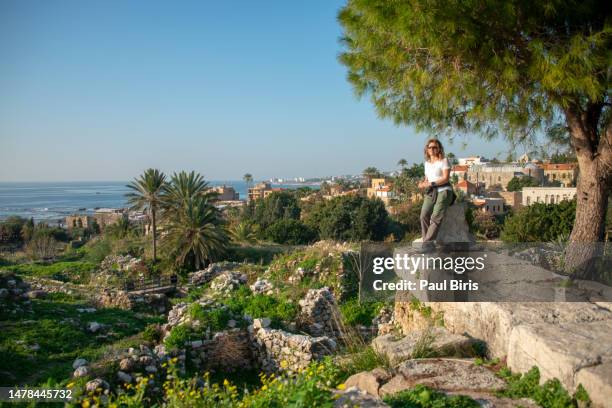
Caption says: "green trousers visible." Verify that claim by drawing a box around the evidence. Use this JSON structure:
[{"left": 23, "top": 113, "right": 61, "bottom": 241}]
[{"left": 420, "top": 189, "right": 453, "bottom": 242}]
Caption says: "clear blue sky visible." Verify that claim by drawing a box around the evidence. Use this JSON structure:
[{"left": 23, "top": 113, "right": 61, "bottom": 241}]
[{"left": 0, "top": 0, "right": 512, "bottom": 182}]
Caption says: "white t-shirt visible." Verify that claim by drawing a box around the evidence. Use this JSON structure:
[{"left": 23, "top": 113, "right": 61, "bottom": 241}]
[{"left": 425, "top": 158, "right": 451, "bottom": 192}]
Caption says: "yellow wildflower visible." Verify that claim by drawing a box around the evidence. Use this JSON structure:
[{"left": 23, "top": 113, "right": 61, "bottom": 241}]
[{"left": 336, "top": 383, "right": 346, "bottom": 390}]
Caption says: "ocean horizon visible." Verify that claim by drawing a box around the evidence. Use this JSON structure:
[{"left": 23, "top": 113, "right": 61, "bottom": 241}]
[{"left": 0, "top": 180, "right": 320, "bottom": 222}]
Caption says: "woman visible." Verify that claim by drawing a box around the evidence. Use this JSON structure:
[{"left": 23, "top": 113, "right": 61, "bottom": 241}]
[{"left": 418, "top": 138, "right": 455, "bottom": 245}]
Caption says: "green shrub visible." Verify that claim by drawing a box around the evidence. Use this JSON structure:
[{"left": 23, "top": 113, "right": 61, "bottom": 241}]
[
  {"left": 501, "top": 200, "right": 576, "bottom": 242},
  {"left": 83, "top": 238, "right": 112, "bottom": 264},
  {"left": 305, "top": 195, "right": 389, "bottom": 242},
  {"left": 224, "top": 287, "right": 298, "bottom": 329},
  {"left": 164, "top": 325, "right": 192, "bottom": 350},
  {"left": 142, "top": 324, "right": 162, "bottom": 343},
  {"left": 384, "top": 384, "right": 479, "bottom": 407},
  {"left": 497, "top": 366, "right": 589, "bottom": 407},
  {"left": 188, "top": 304, "right": 232, "bottom": 331},
  {"left": 339, "top": 299, "right": 384, "bottom": 326},
  {"left": 265, "top": 219, "right": 317, "bottom": 245}
]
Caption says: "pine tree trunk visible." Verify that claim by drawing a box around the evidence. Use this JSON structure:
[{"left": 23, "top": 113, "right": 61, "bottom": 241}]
[{"left": 563, "top": 104, "right": 611, "bottom": 280}]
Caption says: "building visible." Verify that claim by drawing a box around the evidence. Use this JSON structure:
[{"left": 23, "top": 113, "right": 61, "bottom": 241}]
[
  {"left": 93, "top": 208, "right": 126, "bottom": 229},
  {"left": 366, "top": 178, "right": 395, "bottom": 206},
  {"left": 458, "top": 156, "right": 488, "bottom": 166},
  {"left": 466, "top": 163, "right": 543, "bottom": 191},
  {"left": 455, "top": 179, "right": 483, "bottom": 196},
  {"left": 247, "top": 182, "right": 285, "bottom": 201},
  {"left": 472, "top": 197, "right": 505, "bottom": 215},
  {"left": 522, "top": 187, "right": 576, "bottom": 206},
  {"left": 65, "top": 215, "right": 94, "bottom": 230},
  {"left": 540, "top": 163, "right": 578, "bottom": 187},
  {"left": 248, "top": 182, "right": 272, "bottom": 201},
  {"left": 211, "top": 185, "right": 239, "bottom": 201},
  {"left": 450, "top": 165, "right": 469, "bottom": 180},
  {"left": 497, "top": 191, "right": 522, "bottom": 210}
]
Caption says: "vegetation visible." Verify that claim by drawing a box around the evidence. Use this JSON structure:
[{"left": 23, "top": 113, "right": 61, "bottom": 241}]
[
  {"left": 339, "top": 299, "right": 384, "bottom": 326},
  {"left": 305, "top": 195, "right": 389, "bottom": 242},
  {"left": 506, "top": 176, "right": 540, "bottom": 192},
  {"left": 265, "top": 219, "right": 317, "bottom": 245},
  {"left": 126, "top": 168, "right": 167, "bottom": 262},
  {"left": 0, "top": 292, "right": 162, "bottom": 386},
  {"left": 338, "top": 0, "right": 611, "bottom": 278},
  {"left": 497, "top": 366, "right": 590, "bottom": 408},
  {"left": 384, "top": 384, "right": 479, "bottom": 408},
  {"left": 502, "top": 200, "right": 576, "bottom": 242}
]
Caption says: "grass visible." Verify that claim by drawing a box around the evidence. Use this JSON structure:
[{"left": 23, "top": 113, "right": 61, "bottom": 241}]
[
  {"left": 0, "top": 292, "right": 163, "bottom": 387},
  {"left": 339, "top": 299, "right": 385, "bottom": 326},
  {"left": 2, "top": 260, "right": 96, "bottom": 284},
  {"left": 383, "top": 384, "right": 479, "bottom": 407}
]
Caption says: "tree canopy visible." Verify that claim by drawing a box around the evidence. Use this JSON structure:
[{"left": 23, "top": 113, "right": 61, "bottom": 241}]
[{"left": 338, "top": 0, "right": 610, "bottom": 143}]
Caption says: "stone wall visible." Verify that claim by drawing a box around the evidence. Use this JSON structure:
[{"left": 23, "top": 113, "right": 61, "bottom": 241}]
[
  {"left": 249, "top": 318, "right": 337, "bottom": 373},
  {"left": 298, "top": 287, "right": 341, "bottom": 338}
]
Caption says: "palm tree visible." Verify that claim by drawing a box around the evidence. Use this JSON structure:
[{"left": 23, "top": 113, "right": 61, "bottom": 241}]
[
  {"left": 229, "top": 221, "right": 258, "bottom": 244},
  {"left": 397, "top": 159, "right": 408, "bottom": 169},
  {"left": 362, "top": 166, "right": 381, "bottom": 187},
  {"left": 243, "top": 173, "right": 253, "bottom": 187},
  {"left": 162, "top": 171, "right": 216, "bottom": 218},
  {"left": 126, "top": 169, "right": 166, "bottom": 262},
  {"left": 163, "top": 193, "right": 228, "bottom": 270}
]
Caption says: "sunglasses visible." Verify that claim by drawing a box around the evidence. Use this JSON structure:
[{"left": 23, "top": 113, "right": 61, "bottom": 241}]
[{"left": 427, "top": 145, "right": 439, "bottom": 149}]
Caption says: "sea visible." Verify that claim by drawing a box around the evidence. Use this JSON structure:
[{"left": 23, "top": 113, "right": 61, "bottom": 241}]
[{"left": 0, "top": 181, "right": 319, "bottom": 222}]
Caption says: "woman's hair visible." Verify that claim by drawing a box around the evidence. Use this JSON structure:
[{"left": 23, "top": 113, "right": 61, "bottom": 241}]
[{"left": 424, "top": 138, "right": 445, "bottom": 161}]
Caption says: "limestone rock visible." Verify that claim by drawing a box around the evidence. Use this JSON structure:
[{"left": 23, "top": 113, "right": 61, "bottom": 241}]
[
  {"left": 507, "top": 319, "right": 612, "bottom": 406},
  {"left": 73, "top": 366, "right": 89, "bottom": 378},
  {"left": 88, "top": 321, "right": 102, "bottom": 333},
  {"left": 393, "top": 301, "right": 612, "bottom": 407},
  {"left": 72, "top": 358, "right": 88, "bottom": 369},
  {"left": 372, "top": 328, "right": 478, "bottom": 365},
  {"left": 334, "top": 387, "right": 389, "bottom": 408},
  {"left": 117, "top": 371, "right": 133, "bottom": 383},
  {"left": 250, "top": 278, "right": 274, "bottom": 294},
  {"left": 379, "top": 359, "right": 505, "bottom": 397},
  {"left": 85, "top": 378, "right": 109, "bottom": 393},
  {"left": 119, "top": 358, "right": 136, "bottom": 371},
  {"left": 253, "top": 318, "right": 271, "bottom": 329},
  {"left": 344, "top": 368, "right": 392, "bottom": 397}
]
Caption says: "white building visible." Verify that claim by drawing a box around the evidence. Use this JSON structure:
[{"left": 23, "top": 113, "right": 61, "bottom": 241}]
[
  {"left": 522, "top": 187, "right": 576, "bottom": 206},
  {"left": 458, "top": 156, "right": 489, "bottom": 166}
]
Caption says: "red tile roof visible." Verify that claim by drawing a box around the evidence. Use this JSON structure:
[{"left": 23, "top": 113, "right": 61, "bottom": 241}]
[{"left": 541, "top": 163, "right": 577, "bottom": 171}]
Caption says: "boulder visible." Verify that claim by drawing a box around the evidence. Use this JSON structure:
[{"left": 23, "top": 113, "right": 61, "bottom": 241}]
[
  {"left": 372, "top": 328, "right": 477, "bottom": 365},
  {"left": 253, "top": 318, "right": 271, "bottom": 329},
  {"left": 394, "top": 301, "right": 612, "bottom": 407},
  {"left": 378, "top": 359, "right": 505, "bottom": 397},
  {"left": 73, "top": 366, "right": 89, "bottom": 378},
  {"left": 87, "top": 321, "right": 102, "bottom": 333},
  {"left": 119, "top": 358, "right": 136, "bottom": 371},
  {"left": 72, "top": 358, "right": 88, "bottom": 369},
  {"left": 334, "top": 387, "right": 389, "bottom": 408},
  {"left": 344, "top": 368, "right": 392, "bottom": 397},
  {"left": 85, "top": 378, "right": 109, "bottom": 393},
  {"left": 117, "top": 371, "right": 133, "bottom": 383},
  {"left": 507, "top": 319, "right": 612, "bottom": 406}
]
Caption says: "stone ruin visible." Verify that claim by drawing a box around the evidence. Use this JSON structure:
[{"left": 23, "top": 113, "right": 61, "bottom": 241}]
[
  {"left": 298, "top": 287, "right": 342, "bottom": 338},
  {"left": 249, "top": 318, "right": 337, "bottom": 373},
  {"left": 190, "top": 262, "right": 243, "bottom": 286}
]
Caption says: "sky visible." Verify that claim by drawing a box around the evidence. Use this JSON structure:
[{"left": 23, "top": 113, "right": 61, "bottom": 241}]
[{"left": 0, "top": 0, "right": 513, "bottom": 182}]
